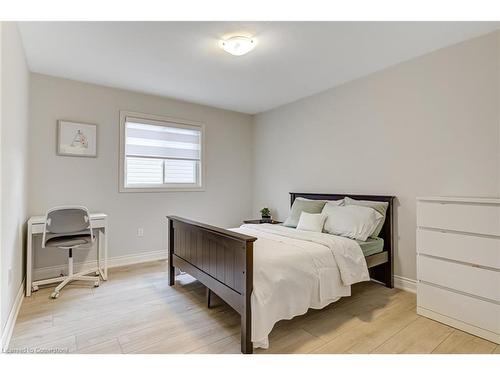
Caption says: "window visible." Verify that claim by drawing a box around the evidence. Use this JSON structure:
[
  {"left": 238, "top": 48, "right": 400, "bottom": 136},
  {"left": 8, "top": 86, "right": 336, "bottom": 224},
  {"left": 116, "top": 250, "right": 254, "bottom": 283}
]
[{"left": 119, "top": 111, "right": 204, "bottom": 192}]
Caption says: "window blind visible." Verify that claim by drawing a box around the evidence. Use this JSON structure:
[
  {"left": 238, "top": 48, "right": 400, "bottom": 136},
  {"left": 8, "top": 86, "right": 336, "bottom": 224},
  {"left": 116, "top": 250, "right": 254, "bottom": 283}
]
[{"left": 124, "top": 117, "right": 202, "bottom": 187}]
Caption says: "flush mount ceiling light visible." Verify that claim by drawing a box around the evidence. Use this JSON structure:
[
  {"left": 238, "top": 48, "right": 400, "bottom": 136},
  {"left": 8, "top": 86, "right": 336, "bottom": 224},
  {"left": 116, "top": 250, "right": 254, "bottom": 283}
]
[{"left": 218, "top": 36, "right": 257, "bottom": 56}]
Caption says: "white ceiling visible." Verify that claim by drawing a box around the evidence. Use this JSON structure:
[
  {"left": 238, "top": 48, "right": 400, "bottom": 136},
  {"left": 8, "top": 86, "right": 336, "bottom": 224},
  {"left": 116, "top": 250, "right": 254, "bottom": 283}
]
[{"left": 18, "top": 22, "right": 499, "bottom": 114}]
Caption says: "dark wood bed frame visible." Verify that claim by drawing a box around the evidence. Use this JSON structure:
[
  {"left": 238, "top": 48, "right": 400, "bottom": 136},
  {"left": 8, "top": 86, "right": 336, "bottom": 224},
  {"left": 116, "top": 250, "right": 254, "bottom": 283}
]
[{"left": 167, "top": 192, "right": 395, "bottom": 354}]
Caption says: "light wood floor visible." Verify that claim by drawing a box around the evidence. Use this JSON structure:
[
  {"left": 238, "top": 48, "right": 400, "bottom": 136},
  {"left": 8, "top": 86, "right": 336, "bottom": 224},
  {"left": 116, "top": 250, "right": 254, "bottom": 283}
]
[{"left": 9, "top": 261, "right": 499, "bottom": 354}]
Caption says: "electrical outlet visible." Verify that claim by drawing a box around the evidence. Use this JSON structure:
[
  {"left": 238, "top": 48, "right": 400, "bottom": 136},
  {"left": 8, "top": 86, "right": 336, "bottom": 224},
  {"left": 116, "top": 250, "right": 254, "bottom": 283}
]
[
  {"left": 8, "top": 268, "right": 12, "bottom": 285},
  {"left": 137, "top": 227, "right": 144, "bottom": 237}
]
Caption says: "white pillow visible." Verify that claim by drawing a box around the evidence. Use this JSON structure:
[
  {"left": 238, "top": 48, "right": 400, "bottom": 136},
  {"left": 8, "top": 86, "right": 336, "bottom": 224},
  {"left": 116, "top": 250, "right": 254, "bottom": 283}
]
[
  {"left": 325, "top": 199, "right": 344, "bottom": 206},
  {"left": 321, "top": 203, "right": 383, "bottom": 241},
  {"left": 296, "top": 212, "right": 327, "bottom": 233}
]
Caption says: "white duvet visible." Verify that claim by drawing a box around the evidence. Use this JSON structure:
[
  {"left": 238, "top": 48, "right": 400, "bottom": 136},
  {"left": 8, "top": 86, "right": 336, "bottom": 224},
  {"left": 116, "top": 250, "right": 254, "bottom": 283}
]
[{"left": 230, "top": 224, "right": 370, "bottom": 349}]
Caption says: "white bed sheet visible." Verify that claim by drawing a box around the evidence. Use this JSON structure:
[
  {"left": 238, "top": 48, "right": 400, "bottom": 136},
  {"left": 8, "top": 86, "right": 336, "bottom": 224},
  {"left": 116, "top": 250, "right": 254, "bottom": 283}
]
[{"left": 230, "top": 224, "right": 370, "bottom": 349}]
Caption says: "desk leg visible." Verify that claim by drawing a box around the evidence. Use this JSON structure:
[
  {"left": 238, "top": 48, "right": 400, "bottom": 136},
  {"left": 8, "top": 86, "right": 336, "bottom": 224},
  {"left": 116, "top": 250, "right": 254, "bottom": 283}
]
[
  {"left": 26, "top": 226, "right": 33, "bottom": 297},
  {"left": 96, "top": 228, "right": 100, "bottom": 277},
  {"left": 99, "top": 227, "right": 108, "bottom": 281},
  {"left": 104, "top": 226, "right": 108, "bottom": 280}
]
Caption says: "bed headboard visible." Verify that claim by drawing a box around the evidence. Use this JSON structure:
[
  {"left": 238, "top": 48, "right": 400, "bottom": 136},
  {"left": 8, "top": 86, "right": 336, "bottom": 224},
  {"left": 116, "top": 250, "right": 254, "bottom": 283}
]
[{"left": 290, "top": 192, "right": 395, "bottom": 254}]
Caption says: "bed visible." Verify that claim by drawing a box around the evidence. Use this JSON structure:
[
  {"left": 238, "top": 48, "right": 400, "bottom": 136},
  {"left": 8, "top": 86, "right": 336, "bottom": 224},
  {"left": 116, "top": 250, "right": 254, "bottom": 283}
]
[{"left": 167, "top": 192, "right": 395, "bottom": 353}]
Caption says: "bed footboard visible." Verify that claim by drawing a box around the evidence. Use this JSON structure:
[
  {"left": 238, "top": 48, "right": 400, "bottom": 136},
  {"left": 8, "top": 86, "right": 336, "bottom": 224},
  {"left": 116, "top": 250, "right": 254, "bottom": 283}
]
[{"left": 167, "top": 216, "right": 257, "bottom": 354}]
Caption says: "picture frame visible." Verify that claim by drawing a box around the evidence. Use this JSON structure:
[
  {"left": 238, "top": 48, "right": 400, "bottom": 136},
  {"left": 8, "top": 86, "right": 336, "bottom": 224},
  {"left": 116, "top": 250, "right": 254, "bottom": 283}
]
[{"left": 57, "top": 120, "right": 97, "bottom": 157}]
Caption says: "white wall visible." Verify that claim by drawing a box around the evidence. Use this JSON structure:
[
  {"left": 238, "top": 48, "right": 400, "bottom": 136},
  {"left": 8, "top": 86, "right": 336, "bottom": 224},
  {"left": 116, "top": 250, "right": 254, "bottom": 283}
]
[
  {"left": 1, "top": 22, "right": 30, "bottom": 333},
  {"left": 252, "top": 31, "right": 500, "bottom": 281},
  {"left": 29, "top": 74, "right": 253, "bottom": 272}
]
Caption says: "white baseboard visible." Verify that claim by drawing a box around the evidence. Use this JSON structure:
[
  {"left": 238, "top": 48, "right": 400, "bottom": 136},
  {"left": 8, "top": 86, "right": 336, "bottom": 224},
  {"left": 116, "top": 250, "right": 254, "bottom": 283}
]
[
  {"left": 106, "top": 249, "right": 167, "bottom": 268},
  {"left": 1, "top": 279, "right": 25, "bottom": 351},
  {"left": 34, "top": 249, "right": 167, "bottom": 280},
  {"left": 394, "top": 275, "right": 417, "bottom": 293}
]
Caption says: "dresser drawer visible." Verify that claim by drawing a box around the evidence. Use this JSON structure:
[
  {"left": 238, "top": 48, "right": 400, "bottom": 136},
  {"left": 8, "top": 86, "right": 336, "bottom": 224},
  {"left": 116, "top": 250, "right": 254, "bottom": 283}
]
[
  {"left": 417, "top": 201, "right": 500, "bottom": 236},
  {"left": 418, "top": 255, "right": 500, "bottom": 301},
  {"left": 417, "top": 228, "right": 500, "bottom": 269},
  {"left": 417, "top": 282, "right": 500, "bottom": 334}
]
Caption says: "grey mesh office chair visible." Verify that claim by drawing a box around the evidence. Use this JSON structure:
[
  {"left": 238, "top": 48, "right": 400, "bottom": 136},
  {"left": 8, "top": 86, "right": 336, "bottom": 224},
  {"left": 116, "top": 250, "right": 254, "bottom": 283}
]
[{"left": 41, "top": 206, "right": 100, "bottom": 299}]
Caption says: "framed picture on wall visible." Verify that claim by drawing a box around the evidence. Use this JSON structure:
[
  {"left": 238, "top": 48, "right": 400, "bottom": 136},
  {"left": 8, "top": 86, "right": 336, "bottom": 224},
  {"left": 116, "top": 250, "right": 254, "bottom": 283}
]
[{"left": 57, "top": 120, "right": 97, "bottom": 157}]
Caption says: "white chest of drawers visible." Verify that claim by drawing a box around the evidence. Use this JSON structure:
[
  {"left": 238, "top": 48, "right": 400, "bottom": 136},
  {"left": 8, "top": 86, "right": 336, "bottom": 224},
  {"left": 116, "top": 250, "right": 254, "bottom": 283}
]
[{"left": 417, "top": 196, "right": 500, "bottom": 344}]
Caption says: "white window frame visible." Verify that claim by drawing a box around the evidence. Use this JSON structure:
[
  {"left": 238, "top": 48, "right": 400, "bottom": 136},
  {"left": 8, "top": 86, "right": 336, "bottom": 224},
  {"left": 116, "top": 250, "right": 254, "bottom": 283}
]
[{"left": 119, "top": 111, "right": 205, "bottom": 193}]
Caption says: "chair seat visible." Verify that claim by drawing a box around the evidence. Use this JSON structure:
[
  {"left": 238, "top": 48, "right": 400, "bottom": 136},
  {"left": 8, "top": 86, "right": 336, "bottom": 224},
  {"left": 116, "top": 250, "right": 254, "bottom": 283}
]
[{"left": 45, "top": 234, "right": 93, "bottom": 248}]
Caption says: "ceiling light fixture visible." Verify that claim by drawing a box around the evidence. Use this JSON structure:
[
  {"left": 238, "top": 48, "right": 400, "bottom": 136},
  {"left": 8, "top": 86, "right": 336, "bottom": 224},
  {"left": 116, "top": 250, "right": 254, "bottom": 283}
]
[{"left": 219, "top": 36, "right": 257, "bottom": 56}]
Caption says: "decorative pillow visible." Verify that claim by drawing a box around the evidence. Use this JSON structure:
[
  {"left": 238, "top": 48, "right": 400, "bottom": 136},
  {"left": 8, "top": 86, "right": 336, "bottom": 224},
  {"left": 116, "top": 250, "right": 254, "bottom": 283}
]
[
  {"left": 321, "top": 203, "right": 383, "bottom": 241},
  {"left": 344, "top": 197, "right": 388, "bottom": 237},
  {"left": 296, "top": 212, "right": 327, "bottom": 233},
  {"left": 283, "top": 198, "right": 327, "bottom": 228}
]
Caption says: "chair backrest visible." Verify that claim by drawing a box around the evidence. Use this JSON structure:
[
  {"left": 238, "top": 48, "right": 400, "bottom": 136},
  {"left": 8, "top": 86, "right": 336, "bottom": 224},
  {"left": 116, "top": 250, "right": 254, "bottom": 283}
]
[{"left": 42, "top": 206, "right": 92, "bottom": 247}]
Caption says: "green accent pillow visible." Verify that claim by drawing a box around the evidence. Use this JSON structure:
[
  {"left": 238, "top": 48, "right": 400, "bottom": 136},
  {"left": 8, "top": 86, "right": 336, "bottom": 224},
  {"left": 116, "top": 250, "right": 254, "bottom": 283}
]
[
  {"left": 344, "top": 197, "right": 388, "bottom": 237},
  {"left": 283, "top": 198, "right": 327, "bottom": 228}
]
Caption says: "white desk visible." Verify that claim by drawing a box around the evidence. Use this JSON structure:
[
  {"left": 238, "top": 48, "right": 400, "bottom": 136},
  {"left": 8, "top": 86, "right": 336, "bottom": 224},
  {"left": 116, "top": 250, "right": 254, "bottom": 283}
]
[{"left": 26, "top": 213, "right": 108, "bottom": 296}]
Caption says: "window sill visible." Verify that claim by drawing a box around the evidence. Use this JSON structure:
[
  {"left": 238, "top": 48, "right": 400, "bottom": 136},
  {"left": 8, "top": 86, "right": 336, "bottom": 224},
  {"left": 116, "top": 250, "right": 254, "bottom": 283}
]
[{"left": 119, "top": 186, "right": 205, "bottom": 193}]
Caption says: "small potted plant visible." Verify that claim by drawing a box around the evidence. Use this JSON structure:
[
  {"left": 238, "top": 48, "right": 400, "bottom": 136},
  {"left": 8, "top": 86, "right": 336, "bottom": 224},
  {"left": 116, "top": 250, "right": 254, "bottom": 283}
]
[{"left": 260, "top": 207, "right": 271, "bottom": 222}]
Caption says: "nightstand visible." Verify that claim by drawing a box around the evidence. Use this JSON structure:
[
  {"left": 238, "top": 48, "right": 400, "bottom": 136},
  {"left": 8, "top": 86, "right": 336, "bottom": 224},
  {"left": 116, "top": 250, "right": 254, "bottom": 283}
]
[{"left": 243, "top": 219, "right": 282, "bottom": 224}]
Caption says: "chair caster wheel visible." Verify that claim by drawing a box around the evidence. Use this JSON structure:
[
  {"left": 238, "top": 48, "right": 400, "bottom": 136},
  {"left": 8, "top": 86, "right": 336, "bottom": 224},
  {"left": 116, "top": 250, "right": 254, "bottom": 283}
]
[
  {"left": 51, "top": 292, "right": 59, "bottom": 299},
  {"left": 32, "top": 285, "right": 39, "bottom": 292},
  {"left": 95, "top": 271, "right": 100, "bottom": 276},
  {"left": 94, "top": 281, "right": 100, "bottom": 287}
]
